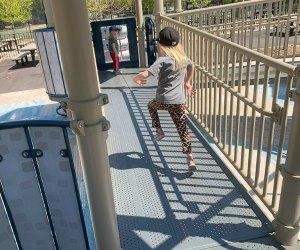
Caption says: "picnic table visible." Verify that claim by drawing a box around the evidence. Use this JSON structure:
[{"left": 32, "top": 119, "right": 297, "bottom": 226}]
[
  {"left": 1, "top": 37, "right": 22, "bottom": 50},
  {"left": 19, "top": 43, "right": 37, "bottom": 62}
]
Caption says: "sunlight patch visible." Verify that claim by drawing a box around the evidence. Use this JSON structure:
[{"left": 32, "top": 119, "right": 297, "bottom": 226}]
[{"left": 134, "top": 230, "right": 171, "bottom": 248}]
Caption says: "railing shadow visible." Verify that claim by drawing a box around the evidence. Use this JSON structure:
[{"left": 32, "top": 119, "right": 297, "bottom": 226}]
[{"left": 105, "top": 86, "right": 279, "bottom": 249}]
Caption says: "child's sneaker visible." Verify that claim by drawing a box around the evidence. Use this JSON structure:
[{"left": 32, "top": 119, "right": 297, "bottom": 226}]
[
  {"left": 154, "top": 128, "right": 165, "bottom": 142},
  {"left": 187, "top": 155, "right": 196, "bottom": 171}
]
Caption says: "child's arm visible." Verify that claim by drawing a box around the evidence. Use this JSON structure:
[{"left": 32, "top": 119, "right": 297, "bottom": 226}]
[
  {"left": 185, "top": 64, "right": 196, "bottom": 96},
  {"left": 133, "top": 70, "right": 152, "bottom": 86}
]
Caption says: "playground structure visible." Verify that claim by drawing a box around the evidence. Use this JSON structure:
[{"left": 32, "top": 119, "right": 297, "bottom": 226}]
[{"left": 0, "top": 0, "right": 300, "bottom": 249}]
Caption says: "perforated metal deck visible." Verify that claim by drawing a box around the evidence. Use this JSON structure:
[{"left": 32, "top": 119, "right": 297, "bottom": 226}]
[
  {"left": 100, "top": 69, "right": 298, "bottom": 250},
  {"left": 0, "top": 66, "right": 298, "bottom": 249}
]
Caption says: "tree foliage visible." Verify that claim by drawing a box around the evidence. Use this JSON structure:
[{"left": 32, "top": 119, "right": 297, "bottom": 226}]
[
  {"left": 86, "top": 0, "right": 133, "bottom": 19},
  {"left": 31, "top": 0, "right": 44, "bottom": 23},
  {"left": 0, "top": 0, "right": 33, "bottom": 27}
]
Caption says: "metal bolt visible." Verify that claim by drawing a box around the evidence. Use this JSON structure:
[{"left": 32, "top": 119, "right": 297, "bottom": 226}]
[
  {"left": 61, "top": 102, "right": 68, "bottom": 109},
  {"left": 22, "top": 151, "right": 29, "bottom": 158},
  {"left": 78, "top": 122, "right": 83, "bottom": 128},
  {"left": 103, "top": 97, "right": 109, "bottom": 104},
  {"left": 102, "top": 124, "right": 108, "bottom": 131},
  {"left": 36, "top": 150, "right": 42, "bottom": 157}
]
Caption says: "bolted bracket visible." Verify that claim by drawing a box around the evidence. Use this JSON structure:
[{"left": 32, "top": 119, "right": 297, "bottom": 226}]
[
  {"left": 59, "top": 93, "right": 109, "bottom": 113},
  {"left": 135, "top": 25, "right": 145, "bottom": 32},
  {"left": 70, "top": 120, "right": 85, "bottom": 136},
  {"left": 278, "top": 163, "right": 285, "bottom": 172},
  {"left": 70, "top": 117, "right": 110, "bottom": 136},
  {"left": 273, "top": 219, "right": 300, "bottom": 232},
  {"left": 22, "top": 149, "right": 43, "bottom": 158},
  {"left": 272, "top": 103, "right": 284, "bottom": 125}
]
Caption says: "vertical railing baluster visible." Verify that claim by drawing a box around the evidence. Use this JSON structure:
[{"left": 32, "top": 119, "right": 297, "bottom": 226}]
[
  {"left": 228, "top": 50, "right": 236, "bottom": 157},
  {"left": 234, "top": 54, "right": 244, "bottom": 165},
  {"left": 218, "top": 45, "right": 224, "bottom": 144},
  {"left": 223, "top": 48, "right": 229, "bottom": 151},
  {"left": 209, "top": 40, "right": 213, "bottom": 132},
  {"left": 247, "top": 61, "right": 260, "bottom": 180},
  {"left": 272, "top": 75, "right": 293, "bottom": 209},
  {"left": 263, "top": 70, "right": 280, "bottom": 198},
  {"left": 255, "top": 65, "right": 270, "bottom": 188},
  {"left": 240, "top": 58, "right": 251, "bottom": 173}
]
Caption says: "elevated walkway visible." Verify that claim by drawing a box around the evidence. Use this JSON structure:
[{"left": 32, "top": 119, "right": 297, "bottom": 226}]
[
  {"left": 100, "top": 69, "right": 297, "bottom": 249},
  {"left": 0, "top": 63, "right": 299, "bottom": 249}
]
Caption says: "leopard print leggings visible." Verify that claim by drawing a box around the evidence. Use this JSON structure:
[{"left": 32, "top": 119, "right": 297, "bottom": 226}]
[{"left": 148, "top": 99, "right": 192, "bottom": 154}]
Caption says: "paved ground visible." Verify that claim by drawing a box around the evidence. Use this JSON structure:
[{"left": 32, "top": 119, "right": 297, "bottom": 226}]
[{"left": 0, "top": 58, "right": 44, "bottom": 94}]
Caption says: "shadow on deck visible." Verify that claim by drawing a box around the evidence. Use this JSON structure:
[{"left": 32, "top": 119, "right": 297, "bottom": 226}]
[
  {"left": 0, "top": 63, "right": 299, "bottom": 249},
  {"left": 100, "top": 69, "right": 298, "bottom": 249}
]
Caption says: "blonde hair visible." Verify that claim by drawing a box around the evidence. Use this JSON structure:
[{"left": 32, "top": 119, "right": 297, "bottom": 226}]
[{"left": 159, "top": 43, "right": 188, "bottom": 70}]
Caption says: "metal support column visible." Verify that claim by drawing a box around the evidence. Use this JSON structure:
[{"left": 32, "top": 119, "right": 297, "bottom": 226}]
[
  {"left": 174, "top": 0, "right": 182, "bottom": 14},
  {"left": 42, "top": 0, "right": 55, "bottom": 27},
  {"left": 135, "top": 0, "right": 147, "bottom": 67},
  {"left": 274, "top": 66, "right": 300, "bottom": 246},
  {"left": 154, "top": 0, "right": 164, "bottom": 33},
  {"left": 51, "top": 1, "right": 121, "bottom": 249}
]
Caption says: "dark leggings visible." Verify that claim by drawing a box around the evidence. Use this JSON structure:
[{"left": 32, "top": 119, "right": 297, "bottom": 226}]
[{"left": 148, "top": 99, "right": 192, "bottom": 154}]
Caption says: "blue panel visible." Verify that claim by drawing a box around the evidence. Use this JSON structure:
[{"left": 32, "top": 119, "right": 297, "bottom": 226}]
[
  {"left": 0, "top": 183, "right": 19, "bottom": 250},
  {"left": 91, "top": 18, "right": 139, "bottom": 70},
  {"left": 0, "top": 127, "right": 55, "bottom": 250},
  {"left": 29, "top": 126, "right": 89, "bottom": 250}
]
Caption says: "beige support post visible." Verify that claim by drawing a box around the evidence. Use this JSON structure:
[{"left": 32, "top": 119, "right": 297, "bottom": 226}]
[
  {"left": 274, "top": 65, "right": 300, "bottom": 246},
  {"left": 174, "top": 0, "right": 182, "bottom": 14},
  {"left": 42, "top": 0, "right": 55, "bottom": 27},
  {"left": 51, "top": 0, "right": 121, "bottom": 249},
  {"left": 154, "top": 0, "right": 164, "bottom": 33},
  {"left": 135, "top": 0, "right": 147, "bottom": 67}
]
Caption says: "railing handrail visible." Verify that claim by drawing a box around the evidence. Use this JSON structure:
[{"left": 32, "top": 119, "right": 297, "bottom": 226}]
[
  {"left": 160, "top": 15, "right": 297, "bottom": 76},
  {"left": 160, "top": 9, "right": 298, "bottom": 220},
  {"left": 167, "top": 0, "right": 291, "bottom": 17},
  {"left": 0, "top": 119, "right": 70, "bottom": 129}
]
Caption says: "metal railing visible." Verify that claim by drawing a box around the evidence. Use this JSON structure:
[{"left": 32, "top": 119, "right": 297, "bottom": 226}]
[
  {"left": 168, "top": 0, "right": 300, "bottom": 64},
  {"left": 160, "top": 15, "right": 298, "bottom": 216},
  {"left": 0, "top": 31, "right": 34, "bottom": 59}
]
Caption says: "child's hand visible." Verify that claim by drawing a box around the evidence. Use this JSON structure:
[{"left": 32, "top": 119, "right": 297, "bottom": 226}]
[
  {"left": 186, "top": 82, "right": 196, "bottom": 96},
  {"left": 133, "top": 70, "right": 151, "bottom": 86},
  {"left": 135, "top": 79, "right": 146, "bottom": 86}
]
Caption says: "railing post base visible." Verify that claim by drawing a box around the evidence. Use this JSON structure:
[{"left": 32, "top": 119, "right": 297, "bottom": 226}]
[
  {"left": 274, "top": 217, "right": 300, "bottom": 246},
  {"left": 274, "top": 66, "right": 300, "bottom": 247}
]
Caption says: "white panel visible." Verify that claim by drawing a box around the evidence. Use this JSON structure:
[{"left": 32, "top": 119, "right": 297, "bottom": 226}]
[
  {"left": 35, "top": 32, "right": 54, "bottom": 95},
  {"left": 43, "top": 31, "right": 66, "bottom": 96}
]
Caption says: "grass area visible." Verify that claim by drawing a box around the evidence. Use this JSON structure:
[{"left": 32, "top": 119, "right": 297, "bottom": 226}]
[{"left": 0, "top": 24, "right": 46, "bottom": 35}]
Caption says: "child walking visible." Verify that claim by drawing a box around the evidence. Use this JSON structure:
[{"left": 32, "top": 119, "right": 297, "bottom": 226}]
[
  {"left": 133, "top": 27, "right": 196, "bottom": 171},
  {"left": 108, "top": 26, "right": 121, "bottom": 74}
]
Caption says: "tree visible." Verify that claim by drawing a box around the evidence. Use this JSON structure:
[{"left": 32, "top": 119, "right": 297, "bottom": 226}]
[
  {"left": 0, "top": 0, "right": 33, "bottom": 30},
  {"left": 86, "top": 0, "right": 133, "bottom": 19},
  {"left": 31, "top": 0, "right": 44, "bottom": 24}
]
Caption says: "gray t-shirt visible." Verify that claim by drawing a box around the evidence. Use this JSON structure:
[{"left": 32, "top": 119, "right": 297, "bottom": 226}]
[{"left": 147, "top": 56, "right": 193, "bottom": 104}]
